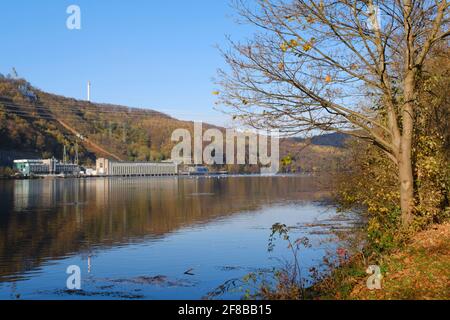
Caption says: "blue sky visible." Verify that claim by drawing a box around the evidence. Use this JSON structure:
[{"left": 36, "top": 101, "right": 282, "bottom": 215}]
[{"left": 0, "top": 0, "right": 251, "bottom": 126}]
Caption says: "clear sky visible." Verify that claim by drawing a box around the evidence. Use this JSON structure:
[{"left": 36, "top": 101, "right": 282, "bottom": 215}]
[{"left": 0, "top": 0, "right": 250, "bottom": 126}]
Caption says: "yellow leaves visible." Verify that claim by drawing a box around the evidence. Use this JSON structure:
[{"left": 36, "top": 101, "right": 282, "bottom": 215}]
[
  {"left": 325, "top": 75, "right": 332, "bottom": 83},
  {"left": 212, "top": 91, "right": 220, "bottom": 96},
  {"left": 302, "top": 38, "right": 315, "bottom": 52},
  {"left": 306, "top": 16, "right": 316, "bottom": 24},
  {"left": 285, "top": 15, "right": 295, "bottom": 22},
  {"left": 289, "top": 39, "right": 299, "bottom": 47},
  {"left": 281, "top": 155, "right": 293, "bottom": 166},
  {"left": 319, "top": 0, "right": 325, "bottom": 12},
  {"left": 302, "top": 42, "right": 313, "bottom": 52},
  {"left": 281, "top": 38, "right": 302, "bottom": 53}
]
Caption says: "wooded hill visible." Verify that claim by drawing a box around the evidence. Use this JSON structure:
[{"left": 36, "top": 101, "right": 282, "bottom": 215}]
[{"left": 0, "top": 78, "right": 346, "bottom": 172}]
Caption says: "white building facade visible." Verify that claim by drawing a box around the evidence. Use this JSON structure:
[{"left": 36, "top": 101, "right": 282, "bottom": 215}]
[{"left": 96, "top": 158, "right": 178, "bottom": 176}]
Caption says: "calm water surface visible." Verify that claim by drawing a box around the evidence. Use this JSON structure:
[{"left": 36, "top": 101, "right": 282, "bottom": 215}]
[{"left": 0, "top": 176, "right": 355, "bottom": 299}]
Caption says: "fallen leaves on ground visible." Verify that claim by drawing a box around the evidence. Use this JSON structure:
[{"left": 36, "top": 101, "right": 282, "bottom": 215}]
[{"left": 350, "top": 222, "right": 450, "bottom": 300}]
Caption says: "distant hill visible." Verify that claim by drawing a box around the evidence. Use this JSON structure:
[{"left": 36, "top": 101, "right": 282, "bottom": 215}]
[
  {"left": 310, "top": 133, "right": 349, "bottom": 148},
  {"left": 0, "top": 78, "right": 347, "bottom": 172},
  {"left": 0, "top": 78, "right": 195, "bottom": 166},
  {"left": 291, "top": 133, "right": 350, "bottom": 148}
]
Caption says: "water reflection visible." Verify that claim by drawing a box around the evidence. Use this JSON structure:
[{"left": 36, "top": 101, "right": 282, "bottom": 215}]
[{"left": 0, "top": 176, "right": 336, "bottom": 298}]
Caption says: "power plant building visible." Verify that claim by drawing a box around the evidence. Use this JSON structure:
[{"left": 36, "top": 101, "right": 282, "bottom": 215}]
[
  {"left": 14, "top": 159, "right": 81, "bottom": 176},
  {"left": 96, "top": 158, "right": 178, "bottom": 176}
]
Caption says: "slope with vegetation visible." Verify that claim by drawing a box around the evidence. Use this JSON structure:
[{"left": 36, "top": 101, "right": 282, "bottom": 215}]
[
  {"left": 0, "top": 78, "right": 344, "bottom": 173},
  {"left": 0, "top": 78, "right": 191, "bottom": 166}
]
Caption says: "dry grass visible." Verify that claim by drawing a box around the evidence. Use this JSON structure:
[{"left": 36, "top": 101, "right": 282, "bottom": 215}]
[{"left": 350, "top": 222, "right": 450, "bottom": 300}]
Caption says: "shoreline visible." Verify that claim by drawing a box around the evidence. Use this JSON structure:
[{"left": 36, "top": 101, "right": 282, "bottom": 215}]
[{"left": 0, "top": 172, "right": 322, "bottom": 181}]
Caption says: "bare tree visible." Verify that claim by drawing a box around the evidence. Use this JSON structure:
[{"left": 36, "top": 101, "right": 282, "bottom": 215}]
[{"left": 217, "top": 0, "right": 449, "bottom": 226}]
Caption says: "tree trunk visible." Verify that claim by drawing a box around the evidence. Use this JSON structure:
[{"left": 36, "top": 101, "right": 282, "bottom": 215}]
[
  {"left": 399, "top": 70, "right": 416, "bottom": 227},
  {"left": 398, "top": 146, "right": 414, "bottom": 226}
]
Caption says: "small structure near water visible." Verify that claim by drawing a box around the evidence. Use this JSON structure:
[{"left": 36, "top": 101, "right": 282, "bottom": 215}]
[{"left": 186, "top": 165, "right": 209, "bottom": 176}]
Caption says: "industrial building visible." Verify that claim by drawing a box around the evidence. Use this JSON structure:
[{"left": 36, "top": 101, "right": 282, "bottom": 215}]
[
  {"left": 96, "top": 158, "right": 178, "bottom": 176},
  {"left": 14, "top": 159, "right": 81, "bottom": 176}
]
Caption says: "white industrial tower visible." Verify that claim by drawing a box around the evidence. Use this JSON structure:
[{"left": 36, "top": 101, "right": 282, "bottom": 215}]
[{"left": 87, "top": 81, "right": 91, "bottom": 102}]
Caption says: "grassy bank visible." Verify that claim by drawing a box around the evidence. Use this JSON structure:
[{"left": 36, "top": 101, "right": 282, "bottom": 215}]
[
  {"left": 350, "top": 222, "right": 449, "bottom": 300},
  {"left": 313, "top": 222, "right": 450, "bottom": 300}
]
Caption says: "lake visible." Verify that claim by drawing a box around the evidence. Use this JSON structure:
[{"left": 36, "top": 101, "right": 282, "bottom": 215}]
[{"left": 0, "top": 176, "right": 355, "bottom": 299}]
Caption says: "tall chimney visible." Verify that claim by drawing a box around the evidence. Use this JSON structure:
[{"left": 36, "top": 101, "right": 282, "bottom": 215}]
[{"left": 87, "top": 81, "right": 91, "bottom": 102}]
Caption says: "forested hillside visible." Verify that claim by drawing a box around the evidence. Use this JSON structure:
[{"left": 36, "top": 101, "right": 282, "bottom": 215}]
[{"left": 0, "top": 78, "right": 345, "bottom": 172}]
